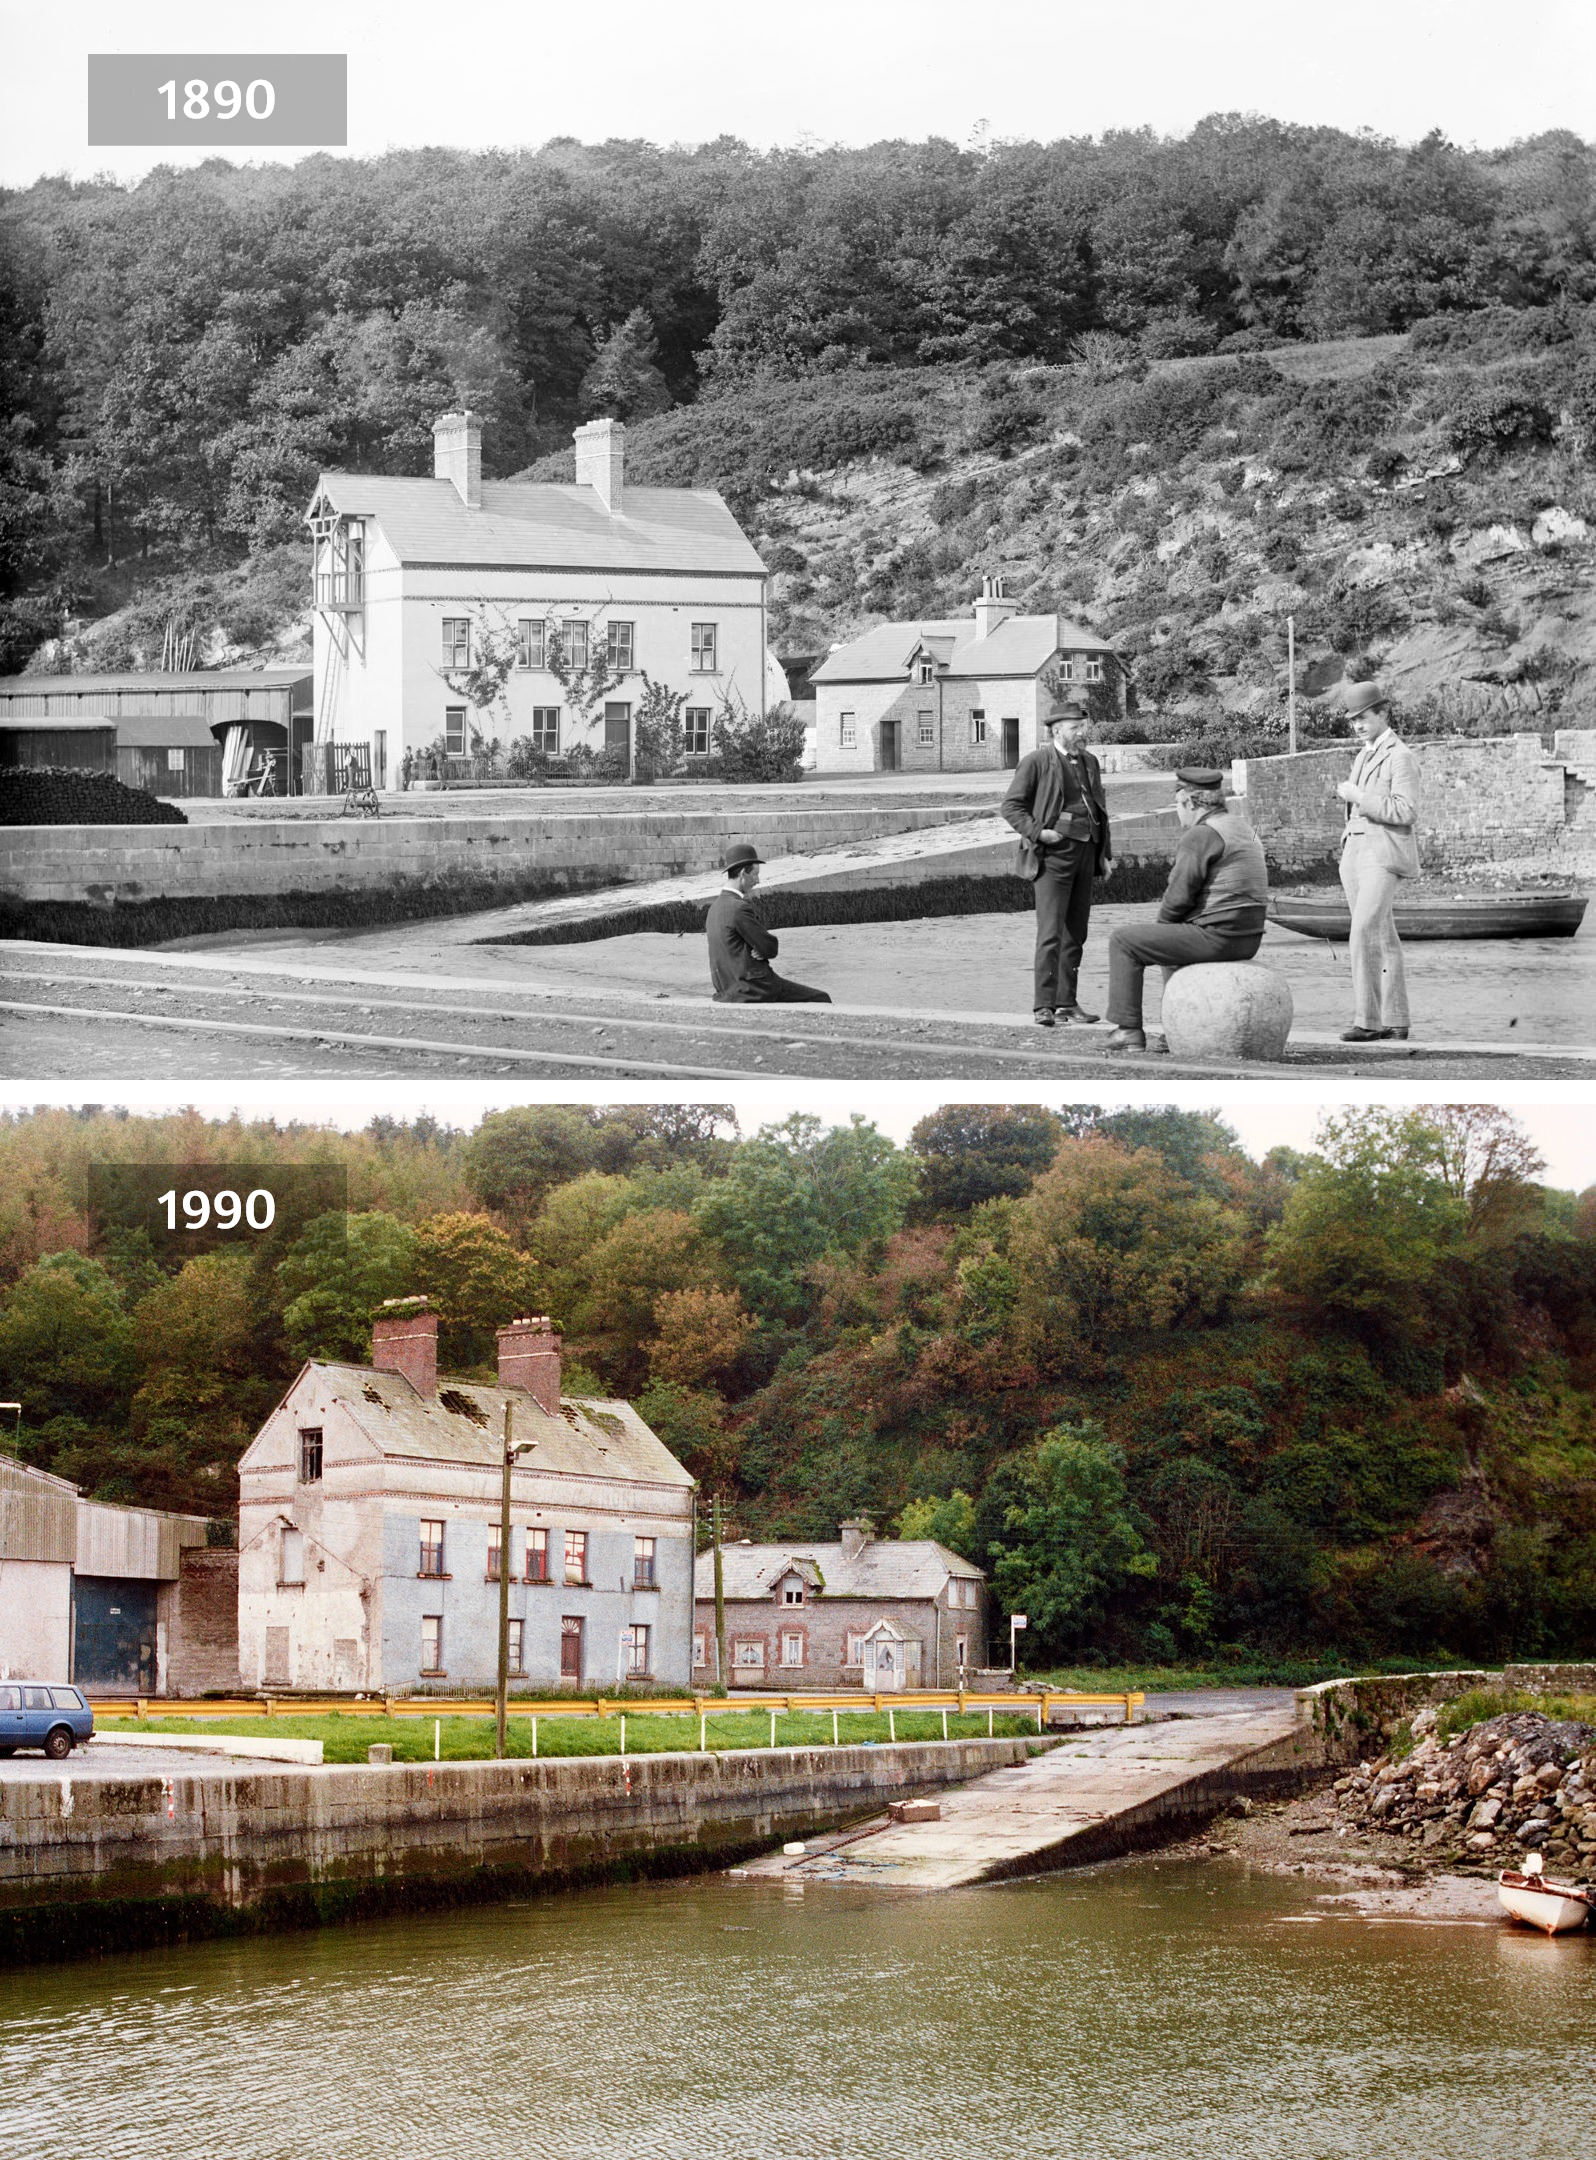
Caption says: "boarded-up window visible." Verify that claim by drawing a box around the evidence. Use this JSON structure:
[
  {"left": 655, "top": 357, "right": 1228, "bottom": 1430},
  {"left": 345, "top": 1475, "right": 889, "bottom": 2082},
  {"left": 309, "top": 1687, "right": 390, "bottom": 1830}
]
[
  {"left": 279, "top": 1528, "right": 305, "bottom": 1585},
  {"left": 560, "top": 1616, "right": 583, "bottom": 1678},
  {"left": 334, "top": 1638, "right": 359, "bottom": 1687},
  {"left": 264, "top": 1628, "right": 291, "bottom": 1684}
]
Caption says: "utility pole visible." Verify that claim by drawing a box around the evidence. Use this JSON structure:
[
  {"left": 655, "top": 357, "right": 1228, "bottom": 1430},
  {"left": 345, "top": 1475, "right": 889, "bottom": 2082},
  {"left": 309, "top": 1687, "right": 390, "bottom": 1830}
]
[
  {"left": 495, "top": 1407, "right": 535, "bottom": 1759},
  {"left": 1288, "top": 614, "right": 1298, "bottom": 755},
  {"left": 712, "top": 1493, "right": 727, "bottom": 1687}
]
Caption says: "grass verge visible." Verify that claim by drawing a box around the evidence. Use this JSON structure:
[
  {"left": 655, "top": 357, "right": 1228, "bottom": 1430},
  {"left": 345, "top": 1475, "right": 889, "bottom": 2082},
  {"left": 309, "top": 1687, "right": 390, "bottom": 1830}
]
[{"left": 127, "top": 1706, "right": 1040, "bottom": 1764}]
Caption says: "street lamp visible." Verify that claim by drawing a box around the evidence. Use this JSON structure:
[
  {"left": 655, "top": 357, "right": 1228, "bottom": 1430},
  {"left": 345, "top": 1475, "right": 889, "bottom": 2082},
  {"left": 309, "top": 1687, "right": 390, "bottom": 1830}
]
[
  {"left": 1010, "top": 1612, "right": 1027, "bottom": 1675},
  {"left": 496, "top": 1404, "right": 537, "bottom": 1759}
]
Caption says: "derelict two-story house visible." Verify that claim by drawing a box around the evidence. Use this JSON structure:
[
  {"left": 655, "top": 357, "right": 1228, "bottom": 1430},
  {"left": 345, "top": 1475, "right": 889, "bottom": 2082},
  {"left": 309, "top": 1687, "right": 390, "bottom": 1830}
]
[
  {"left": 306, "top": 413, "right": 770, "bottom": 786},
  {"left": 811, "top": 577, "right": 1122, "bottom": 775},
  {"left": 693, "top": 1517, "right": 987, "bottom": 1691},
  {"left": 237, "top": 1300, "right": 695, "bottom": 1694}
]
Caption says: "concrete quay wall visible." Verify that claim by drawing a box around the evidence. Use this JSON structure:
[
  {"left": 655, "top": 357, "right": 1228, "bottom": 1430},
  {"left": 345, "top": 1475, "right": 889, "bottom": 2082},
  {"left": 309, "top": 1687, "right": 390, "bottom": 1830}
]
[
  {"left": 0, "top": 803, "right": 979, "bottom": 910},
  {"left": 0, "top": 1736, "right": 1034, "bottom": 1964}
]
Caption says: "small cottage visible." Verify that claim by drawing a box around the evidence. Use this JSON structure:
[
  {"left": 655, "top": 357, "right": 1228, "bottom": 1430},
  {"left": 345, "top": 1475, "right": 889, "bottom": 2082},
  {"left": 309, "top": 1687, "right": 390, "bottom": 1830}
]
[{"left": 693, "top": 1517, "right": 987, "bottom": 1690}]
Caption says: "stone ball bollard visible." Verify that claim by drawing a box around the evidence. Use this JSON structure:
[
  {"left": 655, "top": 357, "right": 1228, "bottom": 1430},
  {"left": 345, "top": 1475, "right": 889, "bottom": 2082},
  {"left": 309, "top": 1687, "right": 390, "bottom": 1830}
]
[{"left": 1160, "top": 961, "right": 1293, "bottom": 1062}]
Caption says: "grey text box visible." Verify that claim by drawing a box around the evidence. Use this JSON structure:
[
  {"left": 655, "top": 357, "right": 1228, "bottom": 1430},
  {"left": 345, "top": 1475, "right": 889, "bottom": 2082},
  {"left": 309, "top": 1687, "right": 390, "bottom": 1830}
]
[{"left": 87, "top": 55, "right": 347, "bottom": 146}]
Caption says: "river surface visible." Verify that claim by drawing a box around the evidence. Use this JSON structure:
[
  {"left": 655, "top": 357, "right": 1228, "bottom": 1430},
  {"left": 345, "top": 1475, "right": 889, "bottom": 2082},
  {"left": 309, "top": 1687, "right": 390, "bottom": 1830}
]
[{"left": 3, "top": 1861, "right": 1592, "bottom": 2159}]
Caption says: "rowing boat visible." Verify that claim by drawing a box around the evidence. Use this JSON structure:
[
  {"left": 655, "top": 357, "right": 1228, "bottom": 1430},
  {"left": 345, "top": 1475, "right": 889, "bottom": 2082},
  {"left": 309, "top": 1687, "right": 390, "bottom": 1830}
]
[
  {"left": 1270, "top": 894, "right": 1587, "bottom": 941},
  {"left": 1497, "top": 1857, "right": 1594, "bottom": 1935}
]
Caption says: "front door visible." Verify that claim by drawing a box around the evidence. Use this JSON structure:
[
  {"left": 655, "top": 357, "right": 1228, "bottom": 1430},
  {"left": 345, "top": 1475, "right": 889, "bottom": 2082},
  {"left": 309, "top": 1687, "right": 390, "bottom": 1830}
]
[
  {"left": 373, "top": 730, "right": 387, "bottom": 790},
  {"left": 604, "top": 703, "right": 632, "bottom": 774},
  {"left": 879, "top": 720, "right": 899, "bottom": 771},
  {"left": 560, "top": 1615, "right": 583, "bottom": 1679},
  {"left": 1002, "top": 716, "right": 1020, "bottom": 767}
]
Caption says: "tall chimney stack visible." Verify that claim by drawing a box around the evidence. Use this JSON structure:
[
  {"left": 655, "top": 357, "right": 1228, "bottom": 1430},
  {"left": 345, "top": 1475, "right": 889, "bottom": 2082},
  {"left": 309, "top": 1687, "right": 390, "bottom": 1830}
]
[
  {"left": 839, "top": 1517, "right": 874, "bottom": 1561},
  {"left": 573, "top": 418, "right": 625, "bottom": 514},
  {"left": 498, "top": 1315, "right": 563, "bottom": 1415},
  {"left": 432, "top": 410, "right": 482, "bottom": 509},
  {"left": 372, "top": 1296, "right": 438, "bottom": 1397},
  {"left": 972, "top": 574, "right": 1017, "bottom": 640}
]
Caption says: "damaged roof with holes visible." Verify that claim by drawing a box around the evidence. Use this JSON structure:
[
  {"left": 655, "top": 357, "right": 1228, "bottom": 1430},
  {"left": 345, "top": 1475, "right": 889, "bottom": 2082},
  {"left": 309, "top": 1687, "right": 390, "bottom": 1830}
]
[
  {"left": 310, "top": 474, "right": 766, "bottom": 577},
  {"left": 693, "top": 1538, "right": 983, "bottom": 1602},
  {"left": 303, "top": 1362, "right": 693, "bottom": 1486}
]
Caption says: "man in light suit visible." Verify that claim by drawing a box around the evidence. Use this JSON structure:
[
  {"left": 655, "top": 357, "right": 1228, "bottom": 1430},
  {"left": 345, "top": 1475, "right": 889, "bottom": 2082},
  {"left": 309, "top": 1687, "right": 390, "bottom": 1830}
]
[
  {"left": 1000, "top": 693, "right": 1113, "bottom": 1026},
  {"left": 1336, "top": 680, "right": 1421, "bottom": 1042}
]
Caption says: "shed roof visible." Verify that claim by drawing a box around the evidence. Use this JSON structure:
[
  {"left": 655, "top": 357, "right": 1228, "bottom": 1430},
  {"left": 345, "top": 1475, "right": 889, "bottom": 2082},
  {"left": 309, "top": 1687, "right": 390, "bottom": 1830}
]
[
  {"left": 290, "top": 1362, "right": 693, "bottom": 1487},
  {"left": 115, "top": 716, "right": 218, "bottom": 749},
  {"left": 0, "top": 715, "right": 116, "bottom": 733},
  {"left": 0, "top": 671, "right": 312, "bottom": 694},
  {"left": 694, "top": 1538, "right": 982, "bottom": 1602},
  {"left": 313, "top": 473, "right": 766, "bottom": 578}
]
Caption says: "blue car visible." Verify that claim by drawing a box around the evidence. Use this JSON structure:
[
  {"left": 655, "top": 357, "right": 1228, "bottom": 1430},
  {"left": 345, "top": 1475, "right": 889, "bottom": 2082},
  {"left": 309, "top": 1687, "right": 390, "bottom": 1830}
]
[{"left": 0, "top": 1683, "right": 95, "bottom": 1759}]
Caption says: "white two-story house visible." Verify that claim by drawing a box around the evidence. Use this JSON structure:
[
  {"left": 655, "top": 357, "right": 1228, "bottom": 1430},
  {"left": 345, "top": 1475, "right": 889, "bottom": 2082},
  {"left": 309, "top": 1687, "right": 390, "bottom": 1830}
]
[
  {"left": 811, "top": 578, "right": 1122, "bottom": 776},
  {"left": 306, "top": 413, "right": 769, "bottom": 786}
]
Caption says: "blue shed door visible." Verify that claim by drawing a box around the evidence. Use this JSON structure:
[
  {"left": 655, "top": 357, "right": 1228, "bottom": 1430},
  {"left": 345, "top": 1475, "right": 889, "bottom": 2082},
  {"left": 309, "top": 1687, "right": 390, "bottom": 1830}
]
[{"left": 73, "top": 1577, "right": 158, "bottom": 1692}]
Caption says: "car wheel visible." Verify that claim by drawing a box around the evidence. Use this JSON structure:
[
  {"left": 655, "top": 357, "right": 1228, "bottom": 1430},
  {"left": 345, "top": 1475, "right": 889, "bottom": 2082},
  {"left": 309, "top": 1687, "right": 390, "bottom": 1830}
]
[
  {"left": 0, "top": 1748, "right": 12, "bottom": 1758},
  {"left": 44, "top": 1727, "right": 74, "bottom": 1760}
]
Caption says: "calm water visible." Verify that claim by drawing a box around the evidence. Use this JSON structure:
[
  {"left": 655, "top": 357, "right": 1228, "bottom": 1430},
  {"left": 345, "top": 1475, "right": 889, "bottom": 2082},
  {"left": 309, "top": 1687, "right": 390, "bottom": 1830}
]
[{"left": 2, "top": 1863, "right": 1592, "bottom": 2160}]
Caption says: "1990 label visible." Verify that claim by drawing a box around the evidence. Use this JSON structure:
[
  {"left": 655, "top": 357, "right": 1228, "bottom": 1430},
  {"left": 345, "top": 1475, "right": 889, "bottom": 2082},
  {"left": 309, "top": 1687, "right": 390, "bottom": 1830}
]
[{"left": 87, "top": 1163, "right": 347, "bottom": 1259}]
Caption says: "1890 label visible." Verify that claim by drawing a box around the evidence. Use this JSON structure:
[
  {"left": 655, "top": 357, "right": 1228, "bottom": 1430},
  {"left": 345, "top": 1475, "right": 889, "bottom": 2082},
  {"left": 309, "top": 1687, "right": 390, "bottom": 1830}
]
[{"left": 87, "top": 55, "right": 348, "bottom": 147}]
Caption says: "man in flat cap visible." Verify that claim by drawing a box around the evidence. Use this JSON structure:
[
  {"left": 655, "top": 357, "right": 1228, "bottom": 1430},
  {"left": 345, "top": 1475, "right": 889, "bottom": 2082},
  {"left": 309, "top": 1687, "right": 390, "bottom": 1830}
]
[
  {"left": 706, "top": 843, "right": 832, "bottom": 1003},
  {"left": 1001, "top": 693, "right": 1112, "bottom": 1025},
  {"left": 1103, "top": 767, "right": 1269, "bottom": 1051},
  {"left": 1335, "top": 680, "right": 1420, "bottom": 1042}
]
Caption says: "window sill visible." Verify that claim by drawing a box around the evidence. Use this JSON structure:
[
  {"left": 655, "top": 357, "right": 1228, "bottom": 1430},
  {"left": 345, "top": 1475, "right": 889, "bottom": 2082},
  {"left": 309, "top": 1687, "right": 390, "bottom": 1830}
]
[
  {"left": 420, "top": 1669, "right": 447, "bottom": 1679},
  {"left": 417, "top": 1571, "right": 452, "bottom": 1581},
  {"left": 564, "top": 1579, "right": 592, "bottom": 1590},
  {"left": 633, "top": 1580, "right": 659, "bottom": 1593},
  {"left": 525, "top": 1576, "right": 552, "bottom": 1587}
]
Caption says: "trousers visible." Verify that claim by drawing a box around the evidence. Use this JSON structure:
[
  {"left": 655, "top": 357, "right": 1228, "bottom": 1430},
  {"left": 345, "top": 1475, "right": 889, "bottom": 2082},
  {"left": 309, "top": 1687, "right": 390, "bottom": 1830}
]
[
  {"left": 1106, "top": 919, "right": 1264, "bottom": 1029},
  {"left": 714, "top": 973, "right": 832, "bottom": 1004},
  {"left": 1031, "top": 840, "right": 1097, "bottom": 1009},
  {"left": 1339, "top": 838, "right": 1409, "bottom": 1029}
]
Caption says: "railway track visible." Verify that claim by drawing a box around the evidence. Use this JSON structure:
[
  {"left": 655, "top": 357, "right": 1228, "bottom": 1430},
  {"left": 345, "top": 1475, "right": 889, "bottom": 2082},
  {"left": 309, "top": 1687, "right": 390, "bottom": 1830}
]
[{"left": 0, "top": 940, "right": 1273, "bottom": 1080}]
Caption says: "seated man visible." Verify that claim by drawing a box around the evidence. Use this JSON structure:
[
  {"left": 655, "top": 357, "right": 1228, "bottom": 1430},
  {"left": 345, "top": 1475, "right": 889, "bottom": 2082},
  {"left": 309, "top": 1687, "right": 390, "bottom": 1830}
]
[
  {"left": 1104, "top": 767, "right": 1269, "bottom": 1051},
  {"left": 706, "top": 843, "right": 832, "bottom": 1004}
]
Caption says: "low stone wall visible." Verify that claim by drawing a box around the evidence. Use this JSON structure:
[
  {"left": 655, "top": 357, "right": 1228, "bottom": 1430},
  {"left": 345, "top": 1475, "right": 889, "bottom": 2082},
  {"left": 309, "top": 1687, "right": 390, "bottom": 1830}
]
[
  {"left": 1237, "top": 736, "right": 1596, "bottom": 875},
  {"left": 0, "top": 803, "right": 978, "bottom": 911},
  {"left": 1296, "top": 1671, "right": 1492, "bottom": 1762},
  {"left": 0, "top": 1736, "right": 1034, "bottom": 1963},
  {"left": 1503, "top": 1663, "right": 1596, "bottom": 1693}
]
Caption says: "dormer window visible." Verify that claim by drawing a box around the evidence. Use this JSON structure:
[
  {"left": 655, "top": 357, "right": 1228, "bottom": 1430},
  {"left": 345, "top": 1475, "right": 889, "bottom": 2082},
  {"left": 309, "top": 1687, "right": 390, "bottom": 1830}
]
[
  {"left": 916, "top": 658, "right": 936, "bottom": 684},
  {"left": 782, "top": 1579, "right": 805, "bottom": 1605}
]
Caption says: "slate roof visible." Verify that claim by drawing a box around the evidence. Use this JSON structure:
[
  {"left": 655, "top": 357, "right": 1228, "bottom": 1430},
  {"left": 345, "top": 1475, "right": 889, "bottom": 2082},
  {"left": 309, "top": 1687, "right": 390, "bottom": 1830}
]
[
  {"left": 313, "top": 473, "right": 766, "bottom": 578},
  {"left": 811, "top": 611, "right": 1112, "bottom": 685},
  {"left": 694, "top": 1538, "right": 982, "bottom": 1601},
  {"left": 294, "top": 1361, "right": 693, "bottom": 1488},
  {"left": 115, "top": 716, "right": 218, "bottom": 748}
]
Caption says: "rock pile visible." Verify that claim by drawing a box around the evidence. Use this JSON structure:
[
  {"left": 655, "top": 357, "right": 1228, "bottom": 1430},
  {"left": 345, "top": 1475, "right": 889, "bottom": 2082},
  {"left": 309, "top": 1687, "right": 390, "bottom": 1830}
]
[
  {"left": 0, "top": 766, "right": 187, "bottom": 826},
  {"left": 1330, "top": 1709, "right": 1595, "bottom": 1875}
]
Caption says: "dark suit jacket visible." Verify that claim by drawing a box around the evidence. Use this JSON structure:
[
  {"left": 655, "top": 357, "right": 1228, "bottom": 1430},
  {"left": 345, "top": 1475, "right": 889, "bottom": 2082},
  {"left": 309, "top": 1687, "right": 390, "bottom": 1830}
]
[
  {"left": 1000, "top": 746, "right": 1111, "bottom": 880},
  {"left": 706, "top": 887, "right": 780, "bottom": 999}
]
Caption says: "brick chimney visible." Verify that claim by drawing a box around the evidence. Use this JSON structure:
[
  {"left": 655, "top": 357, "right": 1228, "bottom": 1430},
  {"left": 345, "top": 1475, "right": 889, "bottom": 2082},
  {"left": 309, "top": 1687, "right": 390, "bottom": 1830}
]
[
  {"left": 498, "top": 1315, "right": 562, "bottom": 1415},
  {"left": 972, "top": 574, "right": 1017, "bottom": 640},
  {"left": 433, "top": 410, "right": 482, "bottom": 509},
  {"left": 839, "top": 1517, "right": 874, "bottom": 1561},
  {"left": 372, "top": 1296, "right": 438, "bottom": 1397},
  {"left": 573, "top": 418, "right": 624, "bottom": 514}
]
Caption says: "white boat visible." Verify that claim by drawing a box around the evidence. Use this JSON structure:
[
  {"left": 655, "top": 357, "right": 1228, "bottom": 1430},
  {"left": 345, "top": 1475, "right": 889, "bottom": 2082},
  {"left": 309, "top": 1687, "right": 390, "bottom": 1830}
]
[{"left": 1497, "top": 1855, "right": 1594, "bottom": 1936}]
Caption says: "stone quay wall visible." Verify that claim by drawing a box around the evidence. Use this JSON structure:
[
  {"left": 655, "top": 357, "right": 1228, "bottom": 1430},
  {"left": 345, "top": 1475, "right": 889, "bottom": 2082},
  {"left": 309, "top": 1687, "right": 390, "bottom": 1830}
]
[
  {"left": 1237, "top": 735, "right": 1596, "bottom": 875},
  {"left": 0, "top": 1736, "right": 1034, "bottom": 1964},
  {"left": 0, "top": 803, "right": 980, "bottom": 911}
]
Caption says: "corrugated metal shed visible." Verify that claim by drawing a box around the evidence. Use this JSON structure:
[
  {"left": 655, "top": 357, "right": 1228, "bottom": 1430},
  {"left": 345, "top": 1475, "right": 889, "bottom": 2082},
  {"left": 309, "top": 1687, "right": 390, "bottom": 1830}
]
[
  {"left": 316, "top": 473, "right": 766, "bottom": 578},
  {"left": 0, "top": 672, "right": 313, "bottom": 723},
  {"left": 0, "top": 1458, "right": 78, "bottom": 1565},
  {"left": 75, "top": 1500, "right": 209, "bottom": 1582}
]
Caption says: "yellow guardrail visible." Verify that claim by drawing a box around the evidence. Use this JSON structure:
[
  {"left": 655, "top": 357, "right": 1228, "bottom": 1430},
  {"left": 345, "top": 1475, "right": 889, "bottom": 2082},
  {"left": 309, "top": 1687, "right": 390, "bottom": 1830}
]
[{"left": 92, "top": 1687, "right": 1144, "bottom": 1726}]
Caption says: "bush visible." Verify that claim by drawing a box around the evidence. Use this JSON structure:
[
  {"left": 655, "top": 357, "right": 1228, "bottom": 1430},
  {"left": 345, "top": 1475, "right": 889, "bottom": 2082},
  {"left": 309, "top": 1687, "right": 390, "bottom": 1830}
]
[
  {"left": 1447, "top": 384, "right": 1555, "bottom": 459},
  {"left": 713, "top": 699, "right": 807, "bottom": 782}
]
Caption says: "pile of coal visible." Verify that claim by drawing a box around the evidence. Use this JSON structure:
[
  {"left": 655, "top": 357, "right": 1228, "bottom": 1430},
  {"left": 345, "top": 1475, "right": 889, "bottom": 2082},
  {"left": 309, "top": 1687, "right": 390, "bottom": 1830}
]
[
  {"left": 1331, "top": 1709, "right": 1594, "bottom": 1874},
  {"left": 0, "top": 767, "right": 188, "bottom": 825}
]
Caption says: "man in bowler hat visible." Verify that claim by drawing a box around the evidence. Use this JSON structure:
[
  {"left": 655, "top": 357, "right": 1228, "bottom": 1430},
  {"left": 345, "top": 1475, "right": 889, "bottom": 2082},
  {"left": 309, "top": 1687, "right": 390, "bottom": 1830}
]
[
  {"left": 1001, "top": 693, "right": 1112, "bottom": 1024},
  {"left": 706, "top": 843, "right": 832, "bottom": 1003},
  {"left": 1103, "top": 767, "right": 1269, "bottom": 1051},
  {"left": 1335, "top": 680, "right": 1420, "bottom": 1042}
]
